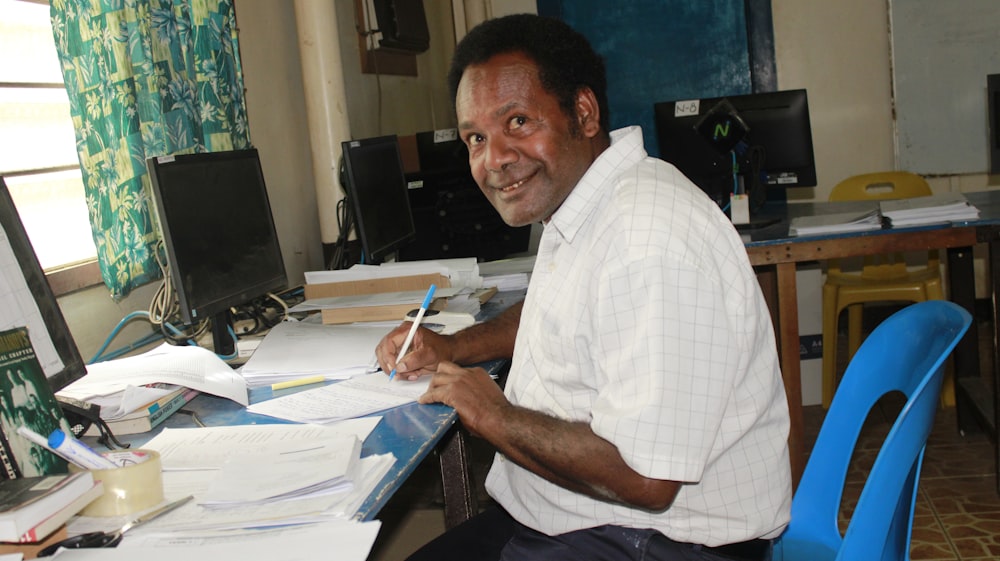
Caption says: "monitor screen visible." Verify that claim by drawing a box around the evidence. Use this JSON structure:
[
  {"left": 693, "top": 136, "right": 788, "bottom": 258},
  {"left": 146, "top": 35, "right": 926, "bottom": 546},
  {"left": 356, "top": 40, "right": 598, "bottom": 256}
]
[
  {"left": 654, "top": 89, "right": 816, "bottom": 209},
  {"left": 341, "top": 135, "right": 416, "bottom": 264},
  {"left": 147, "top": 149, "right": 287, "bottom": 354},
  {"left": 0, "top": 177, "right": 86, "bottom": 393}
]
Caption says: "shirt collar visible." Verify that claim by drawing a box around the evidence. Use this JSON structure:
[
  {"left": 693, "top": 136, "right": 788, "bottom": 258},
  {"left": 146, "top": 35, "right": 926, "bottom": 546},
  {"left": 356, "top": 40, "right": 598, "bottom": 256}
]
[{"left": 546, "top": 126, "right": 648, "bottom": 243}]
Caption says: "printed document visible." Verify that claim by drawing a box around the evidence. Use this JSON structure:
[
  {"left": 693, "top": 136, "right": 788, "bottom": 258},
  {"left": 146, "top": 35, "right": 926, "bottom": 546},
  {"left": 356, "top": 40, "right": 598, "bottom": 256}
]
[{"left": 246, "top": 373, "right": 431, "bottom": 423}]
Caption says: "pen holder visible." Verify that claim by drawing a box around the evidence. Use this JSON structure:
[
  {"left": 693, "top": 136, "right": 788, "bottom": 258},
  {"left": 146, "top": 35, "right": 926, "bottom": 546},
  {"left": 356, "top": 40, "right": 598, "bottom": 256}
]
[{"left": 69, "top": 449, "right": 164, "bottom": 517}]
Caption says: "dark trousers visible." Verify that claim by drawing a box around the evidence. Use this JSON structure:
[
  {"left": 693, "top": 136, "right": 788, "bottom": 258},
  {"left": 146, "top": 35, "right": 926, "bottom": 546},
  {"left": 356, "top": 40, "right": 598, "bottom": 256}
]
[{"left": 405, "top": 506, "right": 772, "bottom": 561}]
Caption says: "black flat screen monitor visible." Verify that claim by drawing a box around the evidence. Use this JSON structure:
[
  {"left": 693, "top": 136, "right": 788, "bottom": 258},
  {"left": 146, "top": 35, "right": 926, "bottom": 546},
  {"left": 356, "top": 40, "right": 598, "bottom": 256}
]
[
  {"left": 0, "top": 177, "right": 86, "bottom": 392},
  {"left": 146, "top": 149, "right": 287, "bottom": 356},
  {"left": 654, "top": 89, "right": 816, "bottom": 213},
  {"left": 341, "top": 135, "right": 416, "bottom": 264}
]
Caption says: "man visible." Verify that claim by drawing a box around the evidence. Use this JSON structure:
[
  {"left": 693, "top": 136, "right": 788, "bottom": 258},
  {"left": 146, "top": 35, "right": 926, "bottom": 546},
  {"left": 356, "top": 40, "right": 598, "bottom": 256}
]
[{"left": 375, "top": 13, "right": 791, "bottom": 561}]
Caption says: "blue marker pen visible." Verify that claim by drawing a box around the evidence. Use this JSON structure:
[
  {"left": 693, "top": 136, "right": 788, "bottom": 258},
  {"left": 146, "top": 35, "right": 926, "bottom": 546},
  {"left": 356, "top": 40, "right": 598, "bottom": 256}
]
[{"left": 47, "top": 429, "right": 117, "bottom": 470}]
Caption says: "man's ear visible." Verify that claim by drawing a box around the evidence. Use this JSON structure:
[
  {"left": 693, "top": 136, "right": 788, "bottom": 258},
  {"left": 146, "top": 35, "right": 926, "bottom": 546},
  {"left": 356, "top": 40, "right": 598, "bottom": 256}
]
[{"left": 575, "top": 87, "right": 602, "bottom": 138}]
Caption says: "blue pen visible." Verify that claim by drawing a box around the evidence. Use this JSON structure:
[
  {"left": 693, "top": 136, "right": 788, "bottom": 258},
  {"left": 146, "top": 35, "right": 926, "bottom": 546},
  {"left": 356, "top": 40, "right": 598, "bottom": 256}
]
[{"left": 390, "top": 284, "right": 437, "bottom": 381}]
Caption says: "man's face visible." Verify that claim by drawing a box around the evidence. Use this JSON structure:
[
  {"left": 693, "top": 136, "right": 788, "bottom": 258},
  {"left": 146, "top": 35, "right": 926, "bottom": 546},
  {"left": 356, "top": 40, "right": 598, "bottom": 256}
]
[{"left": 455, "top": 52, "right": 598, "bottom": 227}]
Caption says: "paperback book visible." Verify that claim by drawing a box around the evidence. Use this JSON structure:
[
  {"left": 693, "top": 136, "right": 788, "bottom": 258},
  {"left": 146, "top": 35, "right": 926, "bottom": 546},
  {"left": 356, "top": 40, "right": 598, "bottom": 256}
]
[
  {"left": 0, "top": 471, "right": 100, "bottom": 543},
  {"left": 83, "top": 387, "right": 200, "bottom": 437},
  {"left": 0, "top": 327, "right": 71, "bottom": 478}
]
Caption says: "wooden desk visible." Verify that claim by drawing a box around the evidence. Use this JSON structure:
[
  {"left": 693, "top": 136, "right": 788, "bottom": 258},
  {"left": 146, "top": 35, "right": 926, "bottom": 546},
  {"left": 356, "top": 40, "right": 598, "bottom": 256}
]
[{"left": 742, "top": 194, "right": 999, "bottom": 486}]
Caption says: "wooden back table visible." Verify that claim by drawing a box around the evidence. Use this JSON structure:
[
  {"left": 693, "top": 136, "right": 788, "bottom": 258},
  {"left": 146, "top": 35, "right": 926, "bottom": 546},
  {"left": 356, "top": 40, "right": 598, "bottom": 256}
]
[{"left": 740, "top": 193, "right": 1000, "bottom": 486}]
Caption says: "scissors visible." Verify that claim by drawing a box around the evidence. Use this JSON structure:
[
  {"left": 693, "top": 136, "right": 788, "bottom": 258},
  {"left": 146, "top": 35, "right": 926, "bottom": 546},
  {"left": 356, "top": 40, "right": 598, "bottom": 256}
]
[{"left": 37, "top": 495, "right": 194, "bottom": 557}]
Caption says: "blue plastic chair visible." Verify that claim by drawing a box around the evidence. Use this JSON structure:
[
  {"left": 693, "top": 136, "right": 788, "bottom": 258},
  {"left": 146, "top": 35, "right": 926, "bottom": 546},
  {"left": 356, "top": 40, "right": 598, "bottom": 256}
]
[{"left": 773, "top": 300, "right": 972, "bottom": 561}]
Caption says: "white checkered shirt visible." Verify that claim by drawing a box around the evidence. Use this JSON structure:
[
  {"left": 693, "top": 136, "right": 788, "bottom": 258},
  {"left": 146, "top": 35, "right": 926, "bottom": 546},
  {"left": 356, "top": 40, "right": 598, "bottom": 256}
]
[{"left": 485, "top": 126, "right": 792, "bottom": 546}]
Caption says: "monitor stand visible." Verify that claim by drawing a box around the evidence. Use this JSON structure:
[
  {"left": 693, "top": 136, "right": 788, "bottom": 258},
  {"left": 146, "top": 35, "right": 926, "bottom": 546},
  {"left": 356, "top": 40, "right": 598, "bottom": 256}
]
[{"left": 211, "top": 309, "right": 236, "bottom": 357}]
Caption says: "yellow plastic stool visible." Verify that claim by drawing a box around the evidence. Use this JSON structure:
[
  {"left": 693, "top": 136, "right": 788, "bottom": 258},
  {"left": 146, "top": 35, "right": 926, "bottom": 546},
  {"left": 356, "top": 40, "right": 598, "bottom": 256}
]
[{"left": 821, "top": 171, "right": 952, "bottom": 408}]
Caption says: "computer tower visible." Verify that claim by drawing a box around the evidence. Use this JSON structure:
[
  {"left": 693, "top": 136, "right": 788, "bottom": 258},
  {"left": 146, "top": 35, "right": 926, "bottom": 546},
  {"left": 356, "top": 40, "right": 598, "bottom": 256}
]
[{"left": 397, "top": 131, "right": 530, "bottom": 262}]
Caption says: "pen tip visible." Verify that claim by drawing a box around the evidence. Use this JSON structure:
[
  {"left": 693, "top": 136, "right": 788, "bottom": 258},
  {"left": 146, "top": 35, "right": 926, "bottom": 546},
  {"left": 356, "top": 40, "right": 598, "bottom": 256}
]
[{"left": 388, "top": 369, "right": 397, "bottom": 381}]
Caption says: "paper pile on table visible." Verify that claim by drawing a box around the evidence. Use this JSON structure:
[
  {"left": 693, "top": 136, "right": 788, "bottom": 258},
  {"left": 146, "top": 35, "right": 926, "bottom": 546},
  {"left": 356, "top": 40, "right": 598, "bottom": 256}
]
[{"left": 879, "top": 192, "right": 981, "bottom": 227}]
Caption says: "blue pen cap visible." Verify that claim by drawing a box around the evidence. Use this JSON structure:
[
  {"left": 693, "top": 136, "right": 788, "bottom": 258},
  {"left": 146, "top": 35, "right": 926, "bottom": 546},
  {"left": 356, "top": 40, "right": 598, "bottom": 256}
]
[
  {"left": 421, "top": 284, "right": 437, "bottom": 308},
  {"left": 47, "top": 428, "right": 68, "bottom": 448}
]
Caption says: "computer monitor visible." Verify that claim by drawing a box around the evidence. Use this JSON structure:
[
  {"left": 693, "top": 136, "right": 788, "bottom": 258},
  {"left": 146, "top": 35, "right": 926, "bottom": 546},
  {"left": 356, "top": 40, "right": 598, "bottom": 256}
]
[
  {"left": 340, "top": 135, "right": 417, "bottom": 264},
  {"left": 654, "top": 89, "right": 817, "bottom": 219},
  {"left": 0, "top": 177, "right": 87, "bottom": 393},
  {"left": 146, "top": 149, "right": 287, "bottom": 356}
]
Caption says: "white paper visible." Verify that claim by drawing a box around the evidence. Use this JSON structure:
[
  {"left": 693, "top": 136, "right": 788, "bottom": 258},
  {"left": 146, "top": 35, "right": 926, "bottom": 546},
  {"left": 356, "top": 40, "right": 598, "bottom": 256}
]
[
  {"left": 880, "top": 193, "right": 981, "bottom": 226},
  {"left": 238, "top": 321, "right": 387, "bottom": 386},
  {"left": 51, "top": 519, "right": 381, "bottom": 561},
  {"left": 304, "top": 257, "right": 483, "bottom": 289},
  {"left": 57, "top": 343, "right": 249, "bottom": 406},
  {"left": 246, "top": 373, "right": 430, "bottom": 423},
  {"left": 141, "top": 418, "right": 381, "bottom": 471},
  {"left": 82, "top": 384, "right": 179, "bottom": 419},
  {"left": 199, "top": 437, "right": 360, "bottom": 506},
  {"left": 322, "top": 453, "right": 395, "bottom": 518},
  {"left": 0, "top": 222, "right": 65, "bottom": 377}
]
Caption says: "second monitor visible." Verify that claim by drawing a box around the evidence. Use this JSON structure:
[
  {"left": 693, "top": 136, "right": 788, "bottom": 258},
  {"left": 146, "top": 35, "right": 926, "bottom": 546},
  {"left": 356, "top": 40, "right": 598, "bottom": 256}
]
[{"left": 653, "top": 88, "right": 817, "bottom": 220}]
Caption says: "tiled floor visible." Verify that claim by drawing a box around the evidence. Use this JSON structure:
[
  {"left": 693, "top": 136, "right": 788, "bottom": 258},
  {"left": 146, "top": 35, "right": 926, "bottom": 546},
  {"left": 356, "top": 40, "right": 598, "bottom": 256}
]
[{"left": 369, "top": 312, "right": 1000, "bottom": 561}]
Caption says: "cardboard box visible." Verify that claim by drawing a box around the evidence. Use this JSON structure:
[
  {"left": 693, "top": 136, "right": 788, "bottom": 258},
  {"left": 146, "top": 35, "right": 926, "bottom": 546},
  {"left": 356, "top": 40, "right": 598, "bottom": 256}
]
[{"left": 304, "top": 273, "right": 450, "bottom": 325}]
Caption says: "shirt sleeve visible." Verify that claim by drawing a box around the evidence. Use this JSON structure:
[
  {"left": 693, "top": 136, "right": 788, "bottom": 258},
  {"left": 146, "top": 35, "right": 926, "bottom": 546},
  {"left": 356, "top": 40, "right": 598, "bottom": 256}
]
[{"left": 589, "top": 253, "right": 741, "bottom": 483}]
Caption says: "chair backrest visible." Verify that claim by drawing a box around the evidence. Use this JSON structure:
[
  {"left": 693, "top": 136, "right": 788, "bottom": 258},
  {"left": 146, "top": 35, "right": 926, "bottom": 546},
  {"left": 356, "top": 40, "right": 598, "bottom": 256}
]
[
  {"left": 827, "top": 172, "right": 938, "bottom": 279},
  {"left": 774, "top": 300, "right": 972, "bottom": 561},
  {"left": 829, "top": 171, "right": 932, "bottom": 202}
]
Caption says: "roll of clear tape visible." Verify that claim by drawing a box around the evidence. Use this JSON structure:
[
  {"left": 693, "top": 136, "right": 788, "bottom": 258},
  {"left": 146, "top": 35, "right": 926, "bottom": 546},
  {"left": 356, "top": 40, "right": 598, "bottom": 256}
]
[{"left": 70, "top": 449, "right": 164, "bottom": 517}]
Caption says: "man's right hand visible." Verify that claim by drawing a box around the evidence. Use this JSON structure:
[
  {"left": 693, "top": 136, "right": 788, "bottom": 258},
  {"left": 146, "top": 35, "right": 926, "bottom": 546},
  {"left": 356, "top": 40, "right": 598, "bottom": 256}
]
[{"left": 375, "top": 323, "right": 455, "bottom": 381}]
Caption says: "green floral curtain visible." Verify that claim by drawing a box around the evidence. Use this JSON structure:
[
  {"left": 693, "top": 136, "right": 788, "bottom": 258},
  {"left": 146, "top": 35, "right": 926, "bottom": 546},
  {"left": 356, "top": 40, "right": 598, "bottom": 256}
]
[{"left": 49, "top": 0, "right": 250, "bottom": 298}]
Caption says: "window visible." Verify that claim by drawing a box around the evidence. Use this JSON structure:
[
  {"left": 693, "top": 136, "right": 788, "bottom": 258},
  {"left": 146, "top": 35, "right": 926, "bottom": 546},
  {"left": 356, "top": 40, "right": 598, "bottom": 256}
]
[{"left": 0, "top": 0, "right": 97, "bottom": 280}]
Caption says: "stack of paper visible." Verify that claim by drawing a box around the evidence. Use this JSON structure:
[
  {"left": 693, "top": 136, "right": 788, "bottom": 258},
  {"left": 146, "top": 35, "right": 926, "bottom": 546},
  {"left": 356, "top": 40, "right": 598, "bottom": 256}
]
[
  {"left": 479, "top": 255, "right": 535, "bottom": 291},
  {"left": 57, "top": 343, "right": 250, "bottom": 411},
  {"left": 79, "top": 421, "right": 396, "bottom": 538},
  {"left": 879, "top": 192, "right": 981, "bottom": 226},
  {"left": 198, "top": 436, "right": 361, "bottom": 509},
  {"left": 789, "top": 208, "right": 884, "bottom": 236},
  {"left": 104, "top": 519, "right": 383, "bottom": 561},
  {"left": 238, "top": 321, "right": 386, "bottom": 387},
  {"left": 305, "top": 258, "right": 485, "bottom": 290}
]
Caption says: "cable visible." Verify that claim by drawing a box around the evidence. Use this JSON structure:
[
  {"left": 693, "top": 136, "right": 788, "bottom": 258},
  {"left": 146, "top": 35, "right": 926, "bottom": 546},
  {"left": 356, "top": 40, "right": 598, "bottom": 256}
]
[
  {"left": 267, "top": 292, "right": 289, "bottom": 321},
  {"left": 88, "top": 310, "right": 192, "bottom": 364},
  {"left": 745, "top": 145, "right": 767, "bottom": 212}
]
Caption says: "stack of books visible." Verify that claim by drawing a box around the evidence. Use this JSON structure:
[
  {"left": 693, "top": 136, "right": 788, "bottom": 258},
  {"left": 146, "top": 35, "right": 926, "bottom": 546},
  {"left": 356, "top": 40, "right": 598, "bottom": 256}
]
[
  {"left": 0, "top": 472, "right": 102, "bottom": 544},
  {"left": 879, "top": 192, "right": 981, "bottom": 226},
  {"left": 83, "top": 386, "right": 200, "bottom": 436}
]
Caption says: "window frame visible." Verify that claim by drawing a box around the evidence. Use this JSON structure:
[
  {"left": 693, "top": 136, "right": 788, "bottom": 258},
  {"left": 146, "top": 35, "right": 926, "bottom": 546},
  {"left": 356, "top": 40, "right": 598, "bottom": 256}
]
[{"left": 1, "top": 4, "right": 102, "bottom": 296}]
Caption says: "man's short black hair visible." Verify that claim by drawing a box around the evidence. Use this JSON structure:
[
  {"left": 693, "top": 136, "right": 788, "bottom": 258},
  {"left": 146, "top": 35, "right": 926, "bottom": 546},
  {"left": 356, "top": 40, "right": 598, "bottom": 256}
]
[{"left": 447, "top": 14, "right": 610, "bottom": 135}]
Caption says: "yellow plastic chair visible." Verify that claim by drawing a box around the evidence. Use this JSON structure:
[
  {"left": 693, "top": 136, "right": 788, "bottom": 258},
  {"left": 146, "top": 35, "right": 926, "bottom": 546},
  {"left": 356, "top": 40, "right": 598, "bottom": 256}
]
[{"left": 821, "top": 171, "right": 948, "bottom": 408}]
